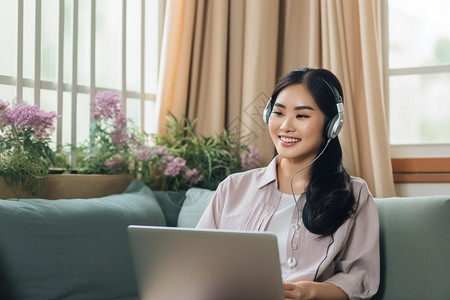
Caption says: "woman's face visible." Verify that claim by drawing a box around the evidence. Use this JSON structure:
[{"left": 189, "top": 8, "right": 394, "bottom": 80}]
[{"left": 268, "top": 84, "right": 326, "bottom": 164}]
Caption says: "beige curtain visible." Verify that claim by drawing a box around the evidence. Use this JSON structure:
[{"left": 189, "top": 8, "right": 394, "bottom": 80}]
[
  {"left": 321, "top": 0, "right": 395, "bottom": 197},
  {"left": 156, "top": 0, "right": 395, "bottom": 197},
  {"left": 156, "top": 0, "right": 279, "bottom": 163}
]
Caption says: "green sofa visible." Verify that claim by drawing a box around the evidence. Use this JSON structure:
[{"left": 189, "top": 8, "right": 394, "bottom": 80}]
[
  {"left": 373, "top": 196, "right": 449, "bottom": 300},
  {"left": 0, "top": 181, "right": 449, "bottom": 300}
]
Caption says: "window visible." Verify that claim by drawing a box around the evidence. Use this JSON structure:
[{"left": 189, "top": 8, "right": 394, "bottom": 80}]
[
  {"left": 382, "top": 0, "right": 450, "bottom": 150},
  {"left": 382, "top": 0, "right": 450, "bottom": 183},
  {"left": 0, "top": 0, "right": 162, "bottom": 149}
]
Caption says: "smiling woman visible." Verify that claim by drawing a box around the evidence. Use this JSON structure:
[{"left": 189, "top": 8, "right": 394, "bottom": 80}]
[{"left": 197, "top": 67, "right": 380, "bottom": 300}]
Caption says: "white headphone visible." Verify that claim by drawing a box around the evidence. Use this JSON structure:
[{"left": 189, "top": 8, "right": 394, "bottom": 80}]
[{"left": 321, "top": 78, "right": 344, "bottom": 140}]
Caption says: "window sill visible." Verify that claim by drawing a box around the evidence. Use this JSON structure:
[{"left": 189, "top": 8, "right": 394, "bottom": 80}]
[{"left": 392, "top": 158, "right": 450, "bottom": 183}]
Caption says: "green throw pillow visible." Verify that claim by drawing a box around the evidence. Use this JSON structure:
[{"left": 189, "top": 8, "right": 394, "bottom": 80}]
[
  {"left": 177, "top": 187, "right": 215, "bottom": 228},
  {"left": 0, "top": 179, "right": 166, "bottom": 300},
  {"left": 153, "top": 190, "right": 186, "bottom": 227}
]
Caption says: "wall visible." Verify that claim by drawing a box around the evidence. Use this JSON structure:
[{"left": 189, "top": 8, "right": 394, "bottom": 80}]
[{"left": 395, "top": 183, "right": 450, "bottom": 197}]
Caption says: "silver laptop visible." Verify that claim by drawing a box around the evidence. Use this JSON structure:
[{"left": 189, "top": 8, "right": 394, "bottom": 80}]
[{"left": 127, "top": 225, "right": 284, "bottom": 300}]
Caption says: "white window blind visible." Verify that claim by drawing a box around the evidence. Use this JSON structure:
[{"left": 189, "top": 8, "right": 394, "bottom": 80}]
[{"left": 0, "top": 0, "right": 162, "bottom": 151}]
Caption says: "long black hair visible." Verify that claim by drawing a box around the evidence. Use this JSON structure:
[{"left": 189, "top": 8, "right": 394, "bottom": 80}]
[{"left": 270, "top": 66, "right": 355, "bottom": 236}]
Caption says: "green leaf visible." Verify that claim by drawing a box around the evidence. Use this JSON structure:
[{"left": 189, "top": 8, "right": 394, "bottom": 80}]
[
  {"left": 90, "top": 121, "right": 100, "bottom": 136},
  {"left": 45, "top": 146, "right": 57, "bottom": 166},
  {"left": 0, "top": 140, "right": 12, "bottom": 150},
  {"left": 141, "top": 164, "right": 150, "bottom": 182}
]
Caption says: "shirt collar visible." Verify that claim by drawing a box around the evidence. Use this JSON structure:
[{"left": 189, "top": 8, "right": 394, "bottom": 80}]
[{"left": 258, "top": 156, "right": 280, "bottom": 189}]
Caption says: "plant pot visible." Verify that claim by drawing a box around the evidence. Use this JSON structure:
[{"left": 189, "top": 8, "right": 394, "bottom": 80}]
[
  {"left": 0, "top": 177, "right": 36, "bottom": 199},
  {"left": 0, "top": 174, "right": 135, "bottom": 200}
]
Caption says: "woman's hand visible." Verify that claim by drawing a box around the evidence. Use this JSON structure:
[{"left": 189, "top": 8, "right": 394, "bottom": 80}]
[
  {"left": 283, "top": 281, "right": 348, "bottom": 300},
  {"left": 283, "top": 282, "right": 307, "bottom": 300}
]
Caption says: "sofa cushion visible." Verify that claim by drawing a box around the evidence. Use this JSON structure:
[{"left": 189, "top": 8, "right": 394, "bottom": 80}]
[
  {"left": 373, "top": 195, "right": 450, "bottom": 300},
  {"left": 0, "top": 179, "right": 166, "bottom": 300},
  {"left": 177, "top": 188, "right": 215, "bottom": 228},
  {"left": 153, "top": 190, "right": 186, "bottom": 227}
]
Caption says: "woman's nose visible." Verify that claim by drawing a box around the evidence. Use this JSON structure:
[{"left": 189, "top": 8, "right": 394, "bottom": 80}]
[{"left": 280, "top": 116, "right": 295, "bottom": 132}]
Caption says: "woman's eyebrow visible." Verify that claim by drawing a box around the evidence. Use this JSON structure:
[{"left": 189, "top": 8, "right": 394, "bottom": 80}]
[{"left": 274, "top": 103, "right": 315, "bottom": 110}]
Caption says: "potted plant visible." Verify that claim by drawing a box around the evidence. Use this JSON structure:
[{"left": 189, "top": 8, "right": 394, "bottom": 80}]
[
  {"left": 75, "top": 90, "right": 146, "bottom": 175},
  {"left": 73, "top": 91, "right": 262, "bottom": 193},
  {"left": 50, "top": 90, "right": 144, "bottom": 199},
  {"left": 140, "top": 112, "right": 262, "bottom": 191},
  {"left": 0, "top": 99, "right": 59, "bottom": 198}
]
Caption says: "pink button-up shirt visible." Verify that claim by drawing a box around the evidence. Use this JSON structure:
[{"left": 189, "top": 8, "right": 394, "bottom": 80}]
[{"left": 197, "top": 156, "right": 380, "bottom": 299}]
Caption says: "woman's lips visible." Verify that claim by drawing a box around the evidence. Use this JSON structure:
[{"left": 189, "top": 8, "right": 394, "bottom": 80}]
[{"left": 279, "top": 136, "right": 301, "bottom": 145}]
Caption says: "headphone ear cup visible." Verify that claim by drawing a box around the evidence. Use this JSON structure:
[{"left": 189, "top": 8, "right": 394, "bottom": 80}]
[
  {"left": 320, "top": 77, "right": 344, "bottom": 139},
  {"left": 325, "top": 113, "right": 344, "bottom": 139},
  {"left": 263, "top": 98, "right": 273, "bottom": 124}
]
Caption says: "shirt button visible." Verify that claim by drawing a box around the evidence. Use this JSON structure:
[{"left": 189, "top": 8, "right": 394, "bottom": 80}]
[
  {"left": 287, "top": 257, "right": 297, "bottom": 267},
  {"left": 292, "top": 244, "right": 298, "bottom": 250},
  {"left": 294, "top": 224, "right": 300, "bottom": 230}
]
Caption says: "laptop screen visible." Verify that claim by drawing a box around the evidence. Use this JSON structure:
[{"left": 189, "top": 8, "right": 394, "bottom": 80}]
[{"left": 127, "top": 225, "right": 284, "bottom": 300}]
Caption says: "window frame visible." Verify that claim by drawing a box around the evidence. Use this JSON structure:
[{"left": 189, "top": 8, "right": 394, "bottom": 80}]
[
  {"left": 380, "top": 0, "right": 450, "bottom": 183},
  {"left": 0, "top": 0, "right": 163, "bottom": 166}
]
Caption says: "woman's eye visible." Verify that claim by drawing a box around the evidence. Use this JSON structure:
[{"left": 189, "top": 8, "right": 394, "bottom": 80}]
[
  {"left": 272, "top": 111, "right": 282, "bottom": 116},
  {"left": 296, "top": 114, "right": 309, "bottom": 119}
]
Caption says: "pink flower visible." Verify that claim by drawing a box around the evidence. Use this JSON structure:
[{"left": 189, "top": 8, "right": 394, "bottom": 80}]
[
  {"left": 2, "top": 103, "right": 59, "bottom": 140},
  {"left": 110, "top": 130, "right": 128, "bottom": 147},
  {"left": 91, "top": 90, "right": 123, "bottom": 121},
  {"left": 183, "top": 168, "right": 199, "bottom": 179},
  {"left": 162, "top": 154, "right": 175, "bottom": 164},
  {"left": 241, "top": 146, "right": 262, "bottom": 170},
  {"left": 0, "top": 100, "right": 10, "bottom": 125},
  {"left": 150, "top": 146, "right": 168, "bottom": 156},
  {"left": 183, "top": 168, "right": 204, "bottom": 185},
  {"left": 104, "top": 156, "right": 124, "bottom": 169},
  {"left": 113, "top": 112, "right": 128, "bottom": 129},
  {"left": 137, "top": 145, "right": 151, "bottom": 161},
  {"left": 164, "top": 157, "right": 186, "bottom": 177},
  {"left": 0, "top": 99, "right": 9, "bottom": 111},
  {"left": 190, "top": 174, "right": 204, "bottom": 185}
]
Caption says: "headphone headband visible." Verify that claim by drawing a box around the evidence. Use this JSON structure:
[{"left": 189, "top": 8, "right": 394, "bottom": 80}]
[{"left": 320, "top": 78, "right": 344, "bottom": 139}]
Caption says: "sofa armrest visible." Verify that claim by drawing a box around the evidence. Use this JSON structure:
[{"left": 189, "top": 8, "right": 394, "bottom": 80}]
[{"left": 373, "top": 195, "right": 450, "bottom": 300}]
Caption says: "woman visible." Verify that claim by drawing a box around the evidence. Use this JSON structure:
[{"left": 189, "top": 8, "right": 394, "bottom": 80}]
[{"left": 197, "top": 67, "right": 380, "bottom": 300}]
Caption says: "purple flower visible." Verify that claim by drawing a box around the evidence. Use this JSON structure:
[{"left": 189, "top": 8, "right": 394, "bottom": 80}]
[
  {"left": 110, "top": 130, "right": 128, "bottom": 147},
  {"left": 150, "top": 146, "right": 169, "bottom": 156},
  {"left": 190, "top": 174, "right": 204, "bottom": 185},
  {"left": 104, "top": 156, "right": 124, "bottom": 169},
  {"left": 91, "top": 90, "right": 123, "bottom": 121},
  {"left": 113, "top": 112, "right": 128, "bottom": 129},
  {"left": 241, "top": 146, "right": 262, "bottom": 170},
  {"left": 164, "top": 157, "right": 186, "bottom": 177},
  {"left": 162, "top": 154, "right": 175, "bottom": 163},
  {"left": 137, "top": 145, "right": 151, "bottom": 161},
  {"left": 183, "top": 168, "right": 199, "bottom": 179},
  {"left": 0, "top": 99, "right": 9, "bottom": 111},
  {"left": 157, "top": 154, "right": 175, "bottom": 172},
  {"left": 183, "top": 168, "right": 204, "bottom": 185},
  {"left": 2, "top": 103, "right": 59, "bottom": 140},
  {"left": 0, "top": 100, "right": 10, "bottom": 125}
]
